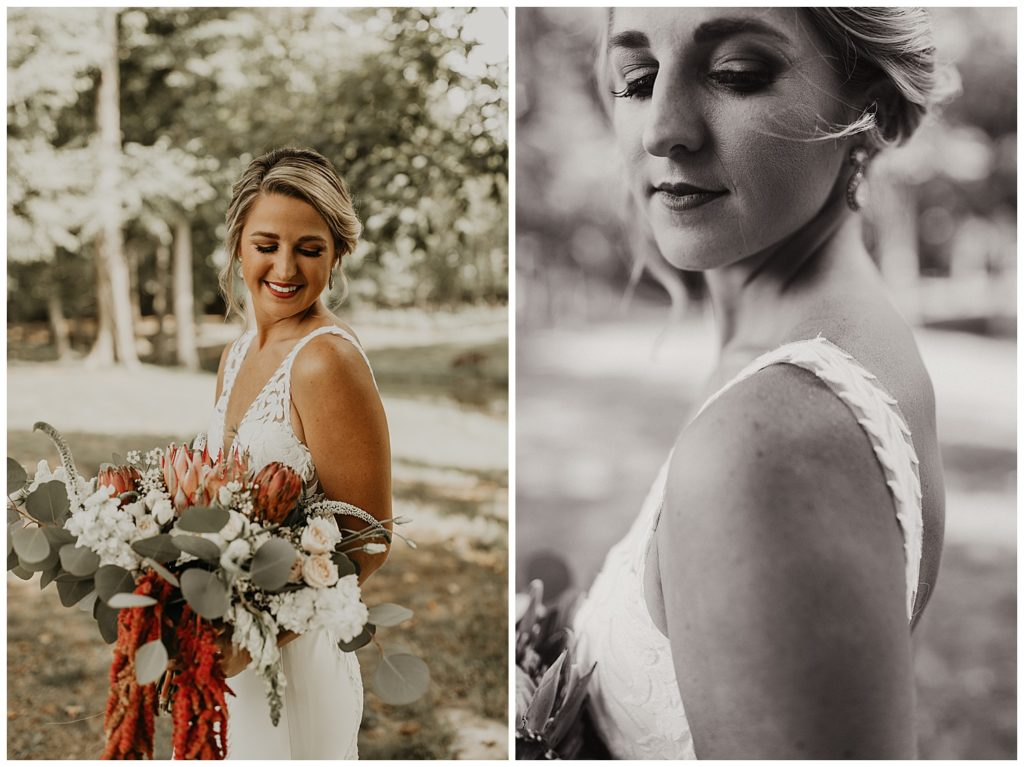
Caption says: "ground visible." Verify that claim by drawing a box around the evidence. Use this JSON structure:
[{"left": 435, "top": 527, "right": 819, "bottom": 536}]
[{"left": 6, "top": 307, "right": 509, "bottom": 760}]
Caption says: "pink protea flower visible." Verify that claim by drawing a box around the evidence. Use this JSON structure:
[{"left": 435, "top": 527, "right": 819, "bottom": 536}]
[
  {"left": 251, "top": 462, "right": 303, "bottom": 524},
  {"left": 162, "top": 443, "right": 214, "bottom": 511},
  {"left": 97, "top": 465, "right": 141, "bottom": 497},
  {"left": 198, "top": 451, "right": 251, "bottom": 506}
]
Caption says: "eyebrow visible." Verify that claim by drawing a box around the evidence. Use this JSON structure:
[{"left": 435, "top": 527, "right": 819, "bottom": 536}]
[
  {"left": 608, "top": 17, "right": 791, "bottom": 52},
  {"left": 248, "top": 232, "right": 327, "bottom": 243}
]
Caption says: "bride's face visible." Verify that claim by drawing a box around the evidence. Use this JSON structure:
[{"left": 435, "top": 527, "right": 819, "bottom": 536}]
[{"left": 608, "top": 8, "right": 854, "bottom": 270}]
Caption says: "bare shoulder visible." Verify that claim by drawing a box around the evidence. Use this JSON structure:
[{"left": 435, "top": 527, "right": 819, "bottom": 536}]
[
  {"left": 290, "top": 325, "right": 378, "bottom": 403},
  {"left": 659, "top": 364, "right": 915, "bottom": 756}
]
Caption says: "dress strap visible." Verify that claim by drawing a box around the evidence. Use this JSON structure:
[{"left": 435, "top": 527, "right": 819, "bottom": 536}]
[
  {"left": 221, "top": 329, "right": 257, "bottom": 402},
  {"left": 697, "top": 336, "right": 924, "bottom": 620}
]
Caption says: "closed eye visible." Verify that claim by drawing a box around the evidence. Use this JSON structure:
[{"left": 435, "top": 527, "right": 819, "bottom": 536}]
[{"left": 255, "top": 244, "right": 323, "bottom": 257}]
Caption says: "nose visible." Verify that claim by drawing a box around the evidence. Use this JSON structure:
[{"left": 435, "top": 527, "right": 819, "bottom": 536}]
[
  {"left": 641, "top": 74, "right": 708, "bottom": 158},
  {"left": 270, "top": 246, "right": 299, "bottom": 281}
]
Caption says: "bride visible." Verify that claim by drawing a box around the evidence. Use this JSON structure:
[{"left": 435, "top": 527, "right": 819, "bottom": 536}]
[
  {"left": 572, "top": 8, "right": 948, "bottom": 759},
  {"left": 201, "top": 147, "right": 391, "bottom": 759}
]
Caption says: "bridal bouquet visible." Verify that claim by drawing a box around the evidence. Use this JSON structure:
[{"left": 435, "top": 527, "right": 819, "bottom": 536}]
[
  {"left": 7, "top": 423, "right": 428, "bottom": 760},
  {"left": 515, "top": 580, "right": 596, "bottom": 759}
]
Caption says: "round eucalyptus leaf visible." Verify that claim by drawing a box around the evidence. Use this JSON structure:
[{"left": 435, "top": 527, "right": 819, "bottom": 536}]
[
  {"left": 367, "top": 603, "right": 414, "bottom": 628},
  {"left": 173, "top": 535, "right": 222, "bottom": 564},
  {"left": 180, "top": 569, "right": 229, "bottom": 620},
  {"left": 56, "top": 576, "right": 94, "bottom": 606},
  {"left": 39, "top": 564, "right": 61, "bottom": 590},
  {"left": 142, "top": 558, "right": 180, "bottom": 588},
  {"left": 7, "top": 547, "right": 20, "bottom": 571},
  {"left": 331, "top": 551, "right": 357, "bottom": 578},
  {"left": 373, "top": 652, "right": 430, "bottom": 706},
  {"left": 135, "top": 639, "right": 169, "bottom": 685},
  {"left": 42, "top": 527, "right": 75, "bottom": 548},
  {"left": 11, "top": 564, "right": 34, "bottom": 580},
  {"left": 131, "top": 534, "right": 180, "bottom": 563},
  {"left": 59, "top": 544, "right": 101, "bottom": 577},
  {"left": 107, "top": 592, "right": 157, "bottom": 609},
  {"left": 250, "top": 538, "right": 297, "bottom": 591},
  {"left": 23, "top": 547, "right": 60, "bottom": 572},
  {"left": 94, "top": 565, "right": 136, "bottom": 602},
  {"left": 77, "top": 592, "right": 98, "bottom": 613},
  {"left": 7, "top": 457, "right": 27, "bottom": 494},
  {"left": 25, "top": 480, "right": 69, "bottom": 525},
  {"left": 337, "top": 623, "right": 376, "bottom": 652},
  {"left": 176, "top": 506, "right": 230, "bottom": 534},
  {"left": 94, "top": 599, "right": 120, "bottom": 644},
  {"left": 12, "top": 526, "right": 50, "bottom": 564}
]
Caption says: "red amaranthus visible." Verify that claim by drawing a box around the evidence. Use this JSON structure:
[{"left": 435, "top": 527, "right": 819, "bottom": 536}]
[
  {"left": 102, "top": 572, "right": 170, "bottom": 759},
  {"left": 171, "top": 606, "right": 231, "bottom": 759}
]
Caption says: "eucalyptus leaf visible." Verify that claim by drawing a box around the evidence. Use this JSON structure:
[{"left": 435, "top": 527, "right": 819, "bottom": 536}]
[
  {"left": 173, "top": 535, "right": 222, "bottom": 564},
  {"left": 135, "top": 639, "right": 169, "bottom": 685},
  {"left": 77, "top": 592, "right": 98, "bottom": 613},
  {"left": 7, "top": 457, "right": 27, "bottom": 494},
  {"left": 11, "top": 564, "right": 34, "bottom": 580},
  {"left": 59, "top": 544, "right": 100, "bottom": 577},
  {"left": 12, "top": 526, "right": 50, "bottom": 564},
  {"left": 94, "top": 565, "right": 136, "bottom": 602},
  {"left": 176, "top": 506, "right": 230, "bottom": 534},
  {"left": 107, "top": 592, "right": 157, "bottom": 609},
  {"left": 367, "top": 603, "right": 414, "bottom": 628},
  {"left": 39, "top": 564, "right": 61, "bottom": 590},
  {"left": 22, "top": 547, "right": 60, "bottom": 572},
  {"left": 7, "top": 506, "right": 20, "bottom": 525},
  {"left": 111, "top": 452, "right": 125, "bottom": 466},
  {"left": 7, "top": 548, "right": 19, "bottom": 572},
  {"left": 41, "top": 527, "right": 75, "bottom": 548},
  {"left": 250, "top": 538, "right": 297, "bottom": 591},
  {"left": 94, "top": 599, "right": 120, "bottom": 644},
  {"left": 131, "top": 534, "right": 180, "bottom": 563},
  {"left": 373, "top": 652, "right": 430, "bottom": 706},
  {"left": 25, "top": 480, "right": 69, "bottom": 525},
  {"left": 56, "top": 576, "right": 94, "bottom": 606},
  {"left": 142, "top": 557, "right": 180, "bottom": 587},
  {"left": 331, "top": 551, "right": 357, "bottom": 578},
  {"left": 180, "top": 569, "right": 229, "bottom": 620},
  {"left": 337, "top": 623, "right": 376, "bottom": 652}
]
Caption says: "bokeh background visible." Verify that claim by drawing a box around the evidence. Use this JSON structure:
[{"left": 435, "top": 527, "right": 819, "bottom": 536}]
[
  {"left": 517, "top": 7, "right": 1015, "bottom": 759},
  {"left": 7, "top": 7, "right": 507, "bottom": 759}
]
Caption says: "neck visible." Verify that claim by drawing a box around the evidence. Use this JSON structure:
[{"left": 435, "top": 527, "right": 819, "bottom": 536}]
[
  {"left": 703, "top": 189, "right": 859, "bottom": 355},
  {"left": 252, "top": 301, "right": 330, "bottom": 349}
]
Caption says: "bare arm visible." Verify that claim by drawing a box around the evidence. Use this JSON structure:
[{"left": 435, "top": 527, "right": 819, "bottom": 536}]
[
  {"left": 659, "top": 365, "right": 915, "bottom": 758},
  {"left": 291, "top": 334, "right": 392, "bottom": 584}
]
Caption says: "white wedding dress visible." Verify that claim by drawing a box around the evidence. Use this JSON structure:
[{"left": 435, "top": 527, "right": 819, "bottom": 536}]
[
  {"left": 201, "top": 324, "right": 374, "bottom": 760},
  {"left": 573, "top": 337, "right": 924, "bottom": 760}
]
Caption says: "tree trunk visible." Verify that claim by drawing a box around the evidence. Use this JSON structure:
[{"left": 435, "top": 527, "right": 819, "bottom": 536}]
[
  {"left": 88, "top": 8, "right": 138, "bottom": 367},
  {"left": 86, "top": 242, "right": 116, "bottom": 366},
  {"left": 173, "top": 218, "right": 199, "bottom": 370},
  {"left": 126, "top": 241, "right": 142, "bottom": 329},
  {"left": 153, "top": 242, "right": 171, "bottom": 364},
  {"left": 47, "top": 287, "right": 72, "bottom": 362}
]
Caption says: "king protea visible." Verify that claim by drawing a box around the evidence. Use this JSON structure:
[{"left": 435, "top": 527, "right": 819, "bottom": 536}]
[{"left": 251, "top": 462, "right": 303, "bottom": 524}]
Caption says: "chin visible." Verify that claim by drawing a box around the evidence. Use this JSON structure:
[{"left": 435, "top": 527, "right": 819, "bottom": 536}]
[{"left": 649, "top": 228, "right": 753, "bottom": 272}]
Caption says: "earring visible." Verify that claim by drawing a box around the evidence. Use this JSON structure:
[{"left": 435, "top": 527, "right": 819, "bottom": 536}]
[
  {"left": 846, "top": 146, "right": 870, "bottom": 212},
  {"left": 328, "top": 268, "right": 335, "bottom": 291}
]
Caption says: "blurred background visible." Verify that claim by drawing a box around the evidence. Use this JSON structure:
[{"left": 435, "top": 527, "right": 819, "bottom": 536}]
[
  {"left": 7, "top": 7, "right": 507, "bottom": 759},
  {"left": 517, "top": 7, "right": 1015, "bottom": 760}
]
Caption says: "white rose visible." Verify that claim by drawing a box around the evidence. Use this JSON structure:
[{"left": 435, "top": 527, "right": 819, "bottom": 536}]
[
  {"left": 220, "top": 538, "right": 252, "bottom": 573},
  {"left": 152, "top": 499, "right": 174, "bottom": 526},
  {"left": 300, "top": 517, "right": 342, "bottom": 555},
  {"left": 302, "top": 553, "right": 339, "bottom": 588},
  {"left": 135, "top": 514, "right": 160, "bottom": 538},
  {"left": 144, "top": 489, "right": 165, "bottom": 511},
  {"left": 219, "top": 510, "right": 246, "bottom": 542}
]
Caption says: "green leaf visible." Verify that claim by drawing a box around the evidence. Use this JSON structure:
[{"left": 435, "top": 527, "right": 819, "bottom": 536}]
[
  {"left": 176, "top": 506, "right": 230, "bottom": 534},
  {"left": 131, "top": 534, "right": 180, "bottom": 563},
  {"left": 7, "top": 458, "right": 27, "bottom": 494},
  {"left": 59, "top": 543, "right": 100, "bottom": 577},
  {"left": 173, "top": 535, "right": 222, "bottom": 564},
  {"left": 22, "top": 546, "right": 59, "bottom": 572},
  {"left": 135, "top": 639, "right": 169, "bottom": 685},
  {"left": 525, "top": 650, "right": 566, "bottom": 734},
  {"left": 25, "top": 480, "right": 69, "bottom": 525},
  {"left": 107, "top": 592, "right": 157, "bottom": 608},
  {"left": 249, "top": 538, "right": 297, "bottom": 591},
  {"left": 94, "top": 598, "right": 120, "bottom": 644},
  {"left": 94, "top": 564, "right": 136, "bottom": 602},
  {"left": 7, "top": 548, "right": 20, "bottom": 571},
  {"left": 12, "top": 526, "right": 50, "bottom": 564},
  {"left": 337, "top": 623, "right": 376, "bottom": 652},
  {"left": 142, "top": 557, "right": 180, "bottom": 587},
  {"left": 367, "top": 603, "right": 414, "bottom": 628},
  {"left": 41, "top": 527, "right": 75, "bottom": 548},
  {"left": 7, "top": 506, "right": 20, "bottom": 525},
  {"left": 180, "top": 568, "right": 229, "bottom": 620},
  {"left": 373, "top": 652, "right": 430, "bottom": 705},
  {"left": 56, "top": 576, "right": 94, "bottom": 606},
  {"left": 39, "top": 564, "right": 61, "bottom": 590},
  {"left": 111, "top": 452, "right": 125, "bottom": 466},
  {"left": 331, "top": 551, "right": 357, "bottom": 578},
  {"left": 11, "top": 564, "right": 34, "bottom": 580}
]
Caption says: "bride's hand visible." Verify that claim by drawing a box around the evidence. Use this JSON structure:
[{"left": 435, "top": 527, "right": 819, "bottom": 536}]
[{"left": 215, "top": 632, "right": 252, "bottom": 678}]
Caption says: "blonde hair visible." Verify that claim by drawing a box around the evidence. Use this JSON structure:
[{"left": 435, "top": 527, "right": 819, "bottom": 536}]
[{"left": 220, "top": 147, "right": 361, "bottom": 318}]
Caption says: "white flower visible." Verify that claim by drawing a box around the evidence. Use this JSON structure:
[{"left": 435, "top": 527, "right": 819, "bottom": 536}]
[
  {"left": 124, "top": 501, "right": 146, "bottom": 521},
  {"left": 126, "top": 450, "right": 142, "bottom": 465},
  {"left": 63, "top": 485, "right": 140, "bottom": 570},
  {"left": 271, "top": 575, "right": 367, "bottom": 642},
  {"left": 144, "top": 489, "right": 164, "bottom": 511},
  {"left": 300, "top": 517, "right": 342, "bottom": 555},
  {"left": 152, "top": 499, "right": 174, "bottom": 526},
  {"left": 219, "top": 510, "right": 247, "bottom": 542},
  {"left": 220, "top": 538, "right": 252, "bottom": 573},
  {"left": 229, "top": 603, "right": 280, "bottom": 673},
  {"left": 135, "top": 514, "right": 160, "bottom": 539},
  {"left": 273, "top": 588, "right": 318, "bottom": 633},
  {"left": 302, "top": 553, "right": 339, "bottom": 588},
  {"left": 218, "top": 486, "right": 234, "bottom": 506}
]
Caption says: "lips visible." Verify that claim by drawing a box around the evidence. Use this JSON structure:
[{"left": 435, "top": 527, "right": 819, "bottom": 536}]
[
  {"left": 264, "top": 281, "right": 303, "bottom": 298},
  {"left": 651, "top": 181, "right": 728, "bottom": 212}
]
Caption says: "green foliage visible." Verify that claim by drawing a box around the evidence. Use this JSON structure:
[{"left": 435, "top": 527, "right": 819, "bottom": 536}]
[
  {"left": 249, "top": 538, "right": 297, "bottom": 590},
  {"left": 374, "top": 651, "right": 431, "bottom": 706},
  {"left": 179, "top": 568, "right": 229, "bottom": 619}
]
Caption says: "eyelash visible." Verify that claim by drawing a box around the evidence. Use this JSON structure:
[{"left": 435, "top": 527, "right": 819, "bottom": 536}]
[
  {"left": 611, "top": 68, "right": 775, "bottom": 100},
  {"left": 255, "top": 244, "right": 323, "bottom": 258}
]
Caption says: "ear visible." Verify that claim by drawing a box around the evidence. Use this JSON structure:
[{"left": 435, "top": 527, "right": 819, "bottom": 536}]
[{"left": 862, "top": 80, "right": 901, "bottom": 148}]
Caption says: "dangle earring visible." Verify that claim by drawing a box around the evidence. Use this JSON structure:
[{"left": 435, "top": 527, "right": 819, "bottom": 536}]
[
  {"left": 328, "top": 268, "right": 335, "bottom": 291},
  {"left": 846, "top": 146, "right": 870, "bottom": 212}
]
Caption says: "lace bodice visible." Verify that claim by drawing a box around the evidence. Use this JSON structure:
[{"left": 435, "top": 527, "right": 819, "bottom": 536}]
[
  {"left": 203, "top": 325, "right": 375, "bottom": 486},
  {"left": 573, "top": 336, "right": 924, "bottom": 760}
]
